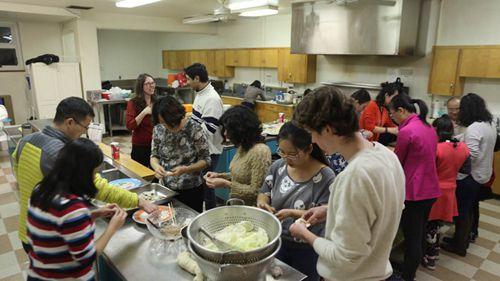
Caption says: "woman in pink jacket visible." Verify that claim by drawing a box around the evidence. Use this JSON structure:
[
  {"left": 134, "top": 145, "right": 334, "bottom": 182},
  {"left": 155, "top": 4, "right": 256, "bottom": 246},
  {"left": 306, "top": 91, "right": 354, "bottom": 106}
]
[{"left": 389, "top": 94, "right": 441, "bottom": 281}]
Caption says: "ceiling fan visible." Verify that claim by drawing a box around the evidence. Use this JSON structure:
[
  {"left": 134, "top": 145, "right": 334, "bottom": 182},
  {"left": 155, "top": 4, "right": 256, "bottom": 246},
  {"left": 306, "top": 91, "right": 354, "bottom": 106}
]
[
  {"left": 182, "top": 0, "right": 236, "bottom": 24},
  {"left": 182, "top": 0, "right": 279, "bottom": 24}
]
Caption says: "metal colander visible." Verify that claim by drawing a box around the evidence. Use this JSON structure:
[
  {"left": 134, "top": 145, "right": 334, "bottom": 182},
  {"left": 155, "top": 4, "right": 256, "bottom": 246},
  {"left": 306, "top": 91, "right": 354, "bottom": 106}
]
[
  {"left": 187, "top": 206, "right": 282, "bottom": 264},
  {"left": 188, "top": 239, "right": 281, "bottom": 281}
]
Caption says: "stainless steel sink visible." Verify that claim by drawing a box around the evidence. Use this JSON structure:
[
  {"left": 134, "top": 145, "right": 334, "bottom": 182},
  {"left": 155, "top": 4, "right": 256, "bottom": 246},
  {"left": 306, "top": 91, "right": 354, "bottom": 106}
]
[{"left": 97, "top": 158, "right": 148, "bottom": 188}]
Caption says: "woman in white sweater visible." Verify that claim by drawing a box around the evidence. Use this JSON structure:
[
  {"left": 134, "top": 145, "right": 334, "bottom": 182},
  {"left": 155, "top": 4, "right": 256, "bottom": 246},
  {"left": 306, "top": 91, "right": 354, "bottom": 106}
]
[
  {"left": 290, "top": 86, "right": 406, "bottom": 281},
  {"left": 442, "top": 93, "right": 496, "bottom": 256}
]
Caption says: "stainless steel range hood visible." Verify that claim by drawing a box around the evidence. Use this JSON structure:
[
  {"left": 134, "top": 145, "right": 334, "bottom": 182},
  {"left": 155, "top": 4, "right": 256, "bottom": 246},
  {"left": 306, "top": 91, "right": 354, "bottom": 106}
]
[{"left": 291, "top": 0, "right": 423, "bottom": 56}]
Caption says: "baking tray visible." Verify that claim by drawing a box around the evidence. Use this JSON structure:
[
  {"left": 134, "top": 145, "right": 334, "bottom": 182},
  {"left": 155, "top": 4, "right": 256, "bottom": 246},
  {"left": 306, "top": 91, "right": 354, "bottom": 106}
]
[{"left": 91, "top": 183, "right": 178, "bottom": 212}]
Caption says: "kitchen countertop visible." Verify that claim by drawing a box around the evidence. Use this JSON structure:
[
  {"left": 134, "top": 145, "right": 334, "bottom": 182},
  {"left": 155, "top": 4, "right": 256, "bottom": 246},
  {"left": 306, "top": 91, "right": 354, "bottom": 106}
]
[
  {"left": 94, "top": 99, "right": 130, "bottom": 105},
  {"left": 98, "top": 143, "right": 155, "bottom": 180},
  {"left": 95, "top": 199, "right": 307, "bottom": 281},
  {"left": 221, "top": 95, "right": 295, "bottom": 108},
  {"left": 29, "top": 119, "right": 53, "bottom": 132}
]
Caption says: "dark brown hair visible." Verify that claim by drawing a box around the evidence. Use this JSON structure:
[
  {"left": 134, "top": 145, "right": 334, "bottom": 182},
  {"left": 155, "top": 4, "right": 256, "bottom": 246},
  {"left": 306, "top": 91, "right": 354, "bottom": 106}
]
[
  {"left": 458, "top": 93, "right": 492, "bottom": 127},
  {"left": 220, "top": 105, "right": 263, "bottom": 151},
  {"left": 293, "top": 86, "right": 358, "bottom": 137},
  {"left": 132, "top": 73, "right": 156, "bottom": 111},
  {"left": 152, "top": 96, "right": 186, "bottom": 128}
]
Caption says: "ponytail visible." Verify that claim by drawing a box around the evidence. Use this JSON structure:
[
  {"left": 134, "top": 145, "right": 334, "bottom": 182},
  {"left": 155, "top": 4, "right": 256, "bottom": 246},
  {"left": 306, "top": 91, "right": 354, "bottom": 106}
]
[
  {"left": 411, "top": 99, "right": 429, "bottom": 125},
  {"left": 432, "top": 114, "right": 457, "bottom": 145},
  {"left": 389, "top": 94, "right": 430, "bottom": 126}
]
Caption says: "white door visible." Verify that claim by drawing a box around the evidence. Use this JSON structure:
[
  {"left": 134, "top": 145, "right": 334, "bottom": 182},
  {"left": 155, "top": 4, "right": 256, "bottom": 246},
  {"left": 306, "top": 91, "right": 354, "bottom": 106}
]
[{"left": 30, "top": 62, "right": 82, "bottom": 119}]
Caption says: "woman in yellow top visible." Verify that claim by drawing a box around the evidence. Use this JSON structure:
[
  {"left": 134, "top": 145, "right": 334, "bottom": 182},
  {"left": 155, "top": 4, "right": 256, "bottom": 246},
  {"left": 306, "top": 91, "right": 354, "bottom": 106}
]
[{"left": 204, "top": 105, "right": 271, "bottom": 206}]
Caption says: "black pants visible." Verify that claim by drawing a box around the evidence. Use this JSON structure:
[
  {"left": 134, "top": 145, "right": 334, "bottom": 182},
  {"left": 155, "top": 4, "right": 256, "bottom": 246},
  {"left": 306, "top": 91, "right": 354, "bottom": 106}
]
[
  {"left": 131, "top": 144, "right": 151, "bottom": 168},
  {"left": 203, "top": 154, "right": 220, "bottom": 210},
  {"left": 241, "top": 101, "right": 255, "bottom": 110},
  {"left": 471, "top": 197, "right": 480, "bottom": 238},
  {"left": 177, "top": 185, "right": 204, "bottom": 213},
  {"left": 401, "top": 198, "right": 436, "bottom": 281},
  {"left": 276, "top": 239, "right": 320, "bottom": 281},
  {"left": 452, "top": 176, "right": 482, "bottom": 252}
]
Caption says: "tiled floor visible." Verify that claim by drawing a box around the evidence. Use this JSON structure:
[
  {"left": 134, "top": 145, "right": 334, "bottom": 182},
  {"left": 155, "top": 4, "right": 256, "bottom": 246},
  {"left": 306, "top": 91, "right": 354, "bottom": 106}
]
[
  {"left": 1, "top": 138, "right": 500, "bottom": 280},
  {"left": 0, "top": 150, "right": 27, "bottom": 281}
]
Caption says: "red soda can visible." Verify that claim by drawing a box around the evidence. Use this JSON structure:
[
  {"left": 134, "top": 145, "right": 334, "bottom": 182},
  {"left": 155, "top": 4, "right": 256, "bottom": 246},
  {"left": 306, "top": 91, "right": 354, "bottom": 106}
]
[
  {"left": 110, "top": 142, "right": 120, "bottom": 160},
  {"left": 278, "top": 112, "right": 285, "bottom": 123}
]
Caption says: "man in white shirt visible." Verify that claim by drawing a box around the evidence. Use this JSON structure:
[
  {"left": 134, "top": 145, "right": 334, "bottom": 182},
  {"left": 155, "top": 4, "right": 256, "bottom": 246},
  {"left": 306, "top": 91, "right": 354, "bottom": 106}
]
[
  {"left": 446, "top": 97, "right": 465, "bottom": 137},
  {"left": 185, "top": 63, "right": 224, "bottom": 210},
  {"left": 290, "top": 86, "right": 406, "bottom": 281}
]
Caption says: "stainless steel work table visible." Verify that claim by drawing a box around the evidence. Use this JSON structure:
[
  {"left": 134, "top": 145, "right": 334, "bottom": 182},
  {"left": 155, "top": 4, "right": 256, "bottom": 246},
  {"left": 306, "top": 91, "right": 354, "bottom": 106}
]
[{"left": 95, "top": 199, "right": 307, "bottom": 281}]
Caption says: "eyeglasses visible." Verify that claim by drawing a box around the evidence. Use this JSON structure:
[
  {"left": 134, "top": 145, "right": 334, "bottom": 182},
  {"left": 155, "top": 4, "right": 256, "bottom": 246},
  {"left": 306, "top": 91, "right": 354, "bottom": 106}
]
[
  {"left": 74, "top": 119, "right": 89, "bottom": 130},
  {"left": 277, "top": 148, "right": 300, "bottom": 160},
  {"left": 144, "top": 82, "right": 156, "bottom": 86}
]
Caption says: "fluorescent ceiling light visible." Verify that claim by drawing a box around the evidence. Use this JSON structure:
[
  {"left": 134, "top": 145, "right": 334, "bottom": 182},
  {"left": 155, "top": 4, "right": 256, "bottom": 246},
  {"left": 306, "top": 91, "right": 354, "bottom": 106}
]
[
  {"left": 116, "top": 0, "right": 162, "bottom": 8},
  {"left": 239, "top": 6, "right": 279, "bottom": 17},
  {"left": 228, "top": 0, "right": 279, "bottom": 11}
]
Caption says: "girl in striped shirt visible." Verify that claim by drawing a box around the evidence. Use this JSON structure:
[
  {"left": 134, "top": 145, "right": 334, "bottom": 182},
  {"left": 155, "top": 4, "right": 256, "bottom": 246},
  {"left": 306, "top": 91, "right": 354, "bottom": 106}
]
[{"left": 27, "top": 138, "right": 127, "bottom": 281}]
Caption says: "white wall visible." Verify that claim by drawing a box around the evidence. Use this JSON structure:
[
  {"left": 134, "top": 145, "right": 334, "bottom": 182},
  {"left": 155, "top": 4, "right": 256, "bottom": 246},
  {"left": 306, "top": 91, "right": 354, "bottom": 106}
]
[
  {"left": 157, "top": 1, "right": 440, "bottom": 106},
  {"left": 0, "top": 20, "right": 63, "bottom": 123},
  {"left": 157, "top": 14, "right": 291, "bottom": 83},
  {"left": 97, "top": 29, "right": 161, "bottom": 80}
]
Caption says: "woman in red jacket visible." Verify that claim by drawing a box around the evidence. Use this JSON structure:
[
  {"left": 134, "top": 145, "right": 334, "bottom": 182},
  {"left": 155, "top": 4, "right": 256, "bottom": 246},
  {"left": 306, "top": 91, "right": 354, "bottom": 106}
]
[
  {"left": 126, "top": 73, "right": 156, "bottom": 167},
  {"left": 359, "top": 80, "right": 401, "bottom": 142}
]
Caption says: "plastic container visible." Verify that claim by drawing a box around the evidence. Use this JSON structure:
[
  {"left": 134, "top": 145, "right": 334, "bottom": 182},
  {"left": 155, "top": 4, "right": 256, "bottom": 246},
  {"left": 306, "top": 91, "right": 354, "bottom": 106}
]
[
  {"left": 167, "top": 74, "right": 176, "bottom": 86},
  {"left": 183, "top": 104, "right": 193, "bottom": 113}
]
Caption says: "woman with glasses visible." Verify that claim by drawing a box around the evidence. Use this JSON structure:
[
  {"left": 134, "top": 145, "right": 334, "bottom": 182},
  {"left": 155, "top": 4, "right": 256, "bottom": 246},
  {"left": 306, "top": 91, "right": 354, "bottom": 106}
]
[
  {"left": 126, "top": 73, "right": 156, "bottom": 167},
  {"left": 388, "top": 94, "right": 440, "bottom": 281},
  {"left": 256, "top": 121, "right": 334, "bottom": 281},
  {"left": 204, "top": 105, "right": 271, "bottom": 206}
]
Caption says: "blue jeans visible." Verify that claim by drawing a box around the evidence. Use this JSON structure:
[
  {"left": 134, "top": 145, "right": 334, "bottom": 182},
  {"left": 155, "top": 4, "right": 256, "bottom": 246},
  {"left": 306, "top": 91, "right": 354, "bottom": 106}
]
[
  {"left": 276, "top": 239, "right": 320, "bottom": 281},
  {"left": 203, "top": 154, "right": 220, "bottom": 210}
]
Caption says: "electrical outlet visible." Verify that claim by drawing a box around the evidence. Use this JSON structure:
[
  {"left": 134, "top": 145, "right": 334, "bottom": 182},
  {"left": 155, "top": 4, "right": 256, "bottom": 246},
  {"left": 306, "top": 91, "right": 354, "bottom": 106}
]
[{"left": 399, "top": 68, "right": 414, "bottom": 77}]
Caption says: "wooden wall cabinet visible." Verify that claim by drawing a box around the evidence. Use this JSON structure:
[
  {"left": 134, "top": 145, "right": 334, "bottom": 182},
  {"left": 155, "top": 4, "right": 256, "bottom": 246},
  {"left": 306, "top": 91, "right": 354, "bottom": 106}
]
[
  {"left": 213, "top": 50, "right": 234, "bottom": 77},
  {"left": 428, "top": 46, "right": 464, "bottom": 96},
  {"left": 225, "top": 49, "right": 250, "bottom": 67},
  {"left": 460, "top": 47, "right": 500, "bottom": 78},
  {"left": 189, "top": 50, "right": 208, "bottom": 67},
  {"left": 249, "top": 48, "right": 278, "bottom": 68},
  {"left": 278, "top": 48, "right": 317, "bottom": 84},
  {"left": 163, "top": 50, "right": 190, "bottom": 70},
  {"left": 162, "top": 50, "right": 169, "bottom": 69},
  {"left": 261, "top": 48, "right": 279, "bottom": 68},
  {"left": 493, "top": 152, "right": 500, "bottom": 195},
  {"left": 163, "top": 47, "right": 317, "bottom": 83},
  {"left": 249, "top": 49, "right": 262, "bottom": 68}
]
